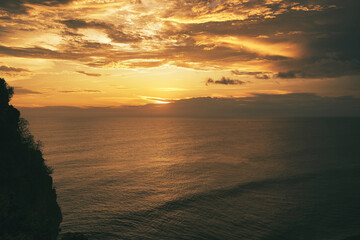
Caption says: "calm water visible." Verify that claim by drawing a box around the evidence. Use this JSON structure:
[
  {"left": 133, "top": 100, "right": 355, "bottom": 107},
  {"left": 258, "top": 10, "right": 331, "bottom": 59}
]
[{"left": 22, "top": 114, "right": 360, "bottom": 240}]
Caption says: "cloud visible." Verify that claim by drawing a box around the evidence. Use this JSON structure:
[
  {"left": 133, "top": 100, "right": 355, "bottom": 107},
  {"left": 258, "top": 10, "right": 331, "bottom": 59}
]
[
  {"left": 61, "top": 19, "right": 142, "bottom": 43},
  {"left": 59, "top": 89, "right": 101, "bottom": 93},
  {"left": 274, "top": 58, "right": 360, "bottom": 79},
  {"left": 0, "top": 44, "right": 84, "bottom": 60},
  {"left": 61, "top": 19, "right": 100, "bottom": 29},
  {"left": 0, "top": 43, "right": 115, "bottom": 66},
  {"left": 0, "top": 65, "right": 31, "bottom": 76},
  {"left": 76, "top": 71, "right": 101, "bottom": 77},
  {"left": 206, "top": 77, "right": 247, "bottom": 86},
  {"left": 166, "top": 0, "right": 360, "bottom": 77},
  {"left": 276, "top": 71, "right": 307, "bottom": 79},
  {"left": 231, "top": 70, "right": 271, "bottom": 79},
  {"left": 0, "top": 16, "right": 12, "bottom": 20},
  {"left": 0, "top": 0, "right": 74, "bottom": 15},
  {"left": 13, "top": 86, "right": 41, "bottom": 95},
  {"left": 0, "top": 65, "right": 30, "bottom": 72},
  {"left": 231, "top": 70, "right": 267, "bottom": 76}
]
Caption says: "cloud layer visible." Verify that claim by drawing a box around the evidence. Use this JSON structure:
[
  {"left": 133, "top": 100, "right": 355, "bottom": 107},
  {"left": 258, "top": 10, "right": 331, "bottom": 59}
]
[
  {"left": 1, "top": 0, "right": 360, "bottom": 107},
  {"left": 0, "top": 0, "right": 74, "bottom": 14},
  {"left": 1, "top": 0, "right": 359, "bottom": 74}
]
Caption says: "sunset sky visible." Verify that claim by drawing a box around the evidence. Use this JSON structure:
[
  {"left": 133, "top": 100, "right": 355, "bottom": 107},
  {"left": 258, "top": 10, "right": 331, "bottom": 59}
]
[{"left": 0, "top": 0, "right": 359, "bottom": 108}]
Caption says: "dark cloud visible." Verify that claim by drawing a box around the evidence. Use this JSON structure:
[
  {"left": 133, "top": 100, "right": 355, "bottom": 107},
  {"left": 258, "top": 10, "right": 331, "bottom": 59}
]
[
  {"left": 0, "top": 0, "right": 74, "bottom": 15},
  {"left": 305, "top": 1, "right": 360, "bottom": 62},
  {"left": 61, "top": 19, "right": 107, "bottom": 30},
  {"left": 172, "top": 0, "right": 341, "bottom": 37},
  {"left": 13, "top": 86, "right": 41, "bottom": 95},
  {"left": 276, "top": 71, "right": 307, "bottom": 79},
  {"left": 275, "top": 58, "right": 360, "bottom": 79},
  {"left": 206, "top": 77, "right": 247, "bottom": 86},
  {"left": 231, "top": 70, "right": 271, "bottom": 79},
  {"left": 168, "top": 0, "right": 360, "bottom": 78},
  {"left": 271, "top": 0, "right": 360, "bottom": 78},
  {"left": 76, "top": 71, "right": 101, "bottom": 77}
]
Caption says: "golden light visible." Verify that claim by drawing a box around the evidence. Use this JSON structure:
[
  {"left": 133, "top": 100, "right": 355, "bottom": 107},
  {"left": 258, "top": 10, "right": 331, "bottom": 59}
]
[{"left": 194, "top": 35, "right": 301, "bottom": 58}]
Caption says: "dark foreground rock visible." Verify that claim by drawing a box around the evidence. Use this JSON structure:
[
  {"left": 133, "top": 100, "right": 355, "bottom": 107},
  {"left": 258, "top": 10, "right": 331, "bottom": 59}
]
[{"left": 0, "top": 78, "right": 62, "bottom": 240}]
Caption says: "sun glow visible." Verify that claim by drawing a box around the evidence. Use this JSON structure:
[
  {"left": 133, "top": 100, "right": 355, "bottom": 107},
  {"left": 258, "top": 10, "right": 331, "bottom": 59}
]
[
  {"left": 154, "top": 100, "right": 170, "bottom": 104},
  {"left": 78, "top": 29, "right": 112, "bottom": 44}
]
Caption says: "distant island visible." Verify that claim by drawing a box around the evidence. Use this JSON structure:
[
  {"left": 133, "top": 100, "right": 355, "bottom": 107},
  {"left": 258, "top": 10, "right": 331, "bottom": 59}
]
[{"left": 0, "top": 78, "right": 87, "bottom": 240}]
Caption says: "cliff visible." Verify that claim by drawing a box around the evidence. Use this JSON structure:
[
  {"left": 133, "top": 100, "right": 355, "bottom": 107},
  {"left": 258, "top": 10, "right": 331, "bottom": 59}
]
[{"left": 0, "top": 78, "right": 62, "bottom": 240}]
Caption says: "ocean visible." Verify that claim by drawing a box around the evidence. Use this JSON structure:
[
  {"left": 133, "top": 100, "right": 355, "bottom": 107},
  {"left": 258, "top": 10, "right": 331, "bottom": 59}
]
[{"left": 21, "top": 113, "right": 360, "bottom": 240}]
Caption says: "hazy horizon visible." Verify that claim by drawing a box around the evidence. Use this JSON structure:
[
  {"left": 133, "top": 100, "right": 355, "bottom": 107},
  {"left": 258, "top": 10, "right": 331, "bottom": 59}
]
[{"left": 19, "top": 92, "right": 360, "bottom": 118}]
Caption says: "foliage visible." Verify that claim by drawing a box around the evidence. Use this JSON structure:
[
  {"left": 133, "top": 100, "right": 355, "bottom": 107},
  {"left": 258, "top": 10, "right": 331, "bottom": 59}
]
[{"left": 0, "top": 78, "right": 13, "bottom": 105}]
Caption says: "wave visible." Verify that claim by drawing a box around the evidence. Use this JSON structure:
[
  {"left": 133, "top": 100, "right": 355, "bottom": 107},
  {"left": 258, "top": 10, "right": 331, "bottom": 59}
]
[{"left": 113, "top": 165, "right": 359, "bottom": 222}]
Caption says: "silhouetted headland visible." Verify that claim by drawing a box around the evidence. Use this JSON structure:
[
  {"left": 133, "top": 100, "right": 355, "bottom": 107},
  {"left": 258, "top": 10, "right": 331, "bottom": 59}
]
[{"left": 0, "top": 78, "right": 62, "bottom": 240}]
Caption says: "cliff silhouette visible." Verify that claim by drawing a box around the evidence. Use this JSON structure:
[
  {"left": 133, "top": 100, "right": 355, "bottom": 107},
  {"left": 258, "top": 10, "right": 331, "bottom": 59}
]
[{"left": 0, "top": 78, "right": 62, "bottom": 240}]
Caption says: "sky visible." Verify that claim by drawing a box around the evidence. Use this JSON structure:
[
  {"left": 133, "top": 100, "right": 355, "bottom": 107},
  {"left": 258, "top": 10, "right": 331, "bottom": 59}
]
[{"left": 0, "top": 0, "right": 360, "bottom": 113}]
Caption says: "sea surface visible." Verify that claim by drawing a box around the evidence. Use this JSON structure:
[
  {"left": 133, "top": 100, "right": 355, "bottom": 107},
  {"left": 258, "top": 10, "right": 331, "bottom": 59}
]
[{"left": 22, "top": 113, "right": 360, "bottom": 240}]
